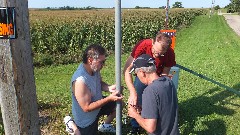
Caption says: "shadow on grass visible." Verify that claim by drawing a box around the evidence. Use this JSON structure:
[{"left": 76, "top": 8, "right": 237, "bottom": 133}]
[
  {"left": 38, "top": 101, "right": 62, "bottom": 126},
  {"left": 179, "top": 83, "right": 240, "bottom": 135}
]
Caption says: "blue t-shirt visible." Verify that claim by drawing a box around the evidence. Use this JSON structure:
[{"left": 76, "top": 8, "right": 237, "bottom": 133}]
[{"left": 141, "top": 76, "right": 179, "bottom": 135}]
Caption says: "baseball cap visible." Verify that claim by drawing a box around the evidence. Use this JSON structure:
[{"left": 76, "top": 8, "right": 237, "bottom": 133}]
[{"left": 129, "top": 54, "right": 155, "bottom": 74}]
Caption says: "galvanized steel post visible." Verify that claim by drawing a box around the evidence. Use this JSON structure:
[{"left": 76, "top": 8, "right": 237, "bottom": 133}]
[{"left": 115, "top": 0, "right": 122, "bottom": 134}]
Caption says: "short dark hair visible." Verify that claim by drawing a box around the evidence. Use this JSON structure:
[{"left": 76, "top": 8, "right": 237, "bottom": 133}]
[
  {"left": 82, "top": 44, "right": 106, "bottom": 64},
  {"left": 153, "top": 32, "right": 172, "bottom": 47}
]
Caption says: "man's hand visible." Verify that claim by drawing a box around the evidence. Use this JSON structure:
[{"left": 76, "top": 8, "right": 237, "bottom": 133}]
[
  {"left": 108, "top": 84, "right": 125, "bottom": 93},
  {"left": 108, "top": 91, "right": 123, "bottom": 101},
  {"left": 128, "top": 104, "right": 141, "bottom": 118},
  {"left": 128, "top": 92, "right": 138, "bottom": 106},
  {"left": 108, "top": 84, "right": 116, "bottom": 93}
]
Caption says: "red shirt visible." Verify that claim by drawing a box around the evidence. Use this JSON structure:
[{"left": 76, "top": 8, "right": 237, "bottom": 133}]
[{"left": 131, "top": 39, "right": 176, "bottom": 75}]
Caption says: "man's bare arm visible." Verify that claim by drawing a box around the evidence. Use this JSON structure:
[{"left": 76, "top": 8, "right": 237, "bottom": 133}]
[
  {"left": 128, "top": 105, "right": 157, "bottom": 133},
  {"left": 73, "top": 79, "right": 121, "bottom": 112},
  {"left": 123, "top": 55, "right": 138, "bottom": 105}
]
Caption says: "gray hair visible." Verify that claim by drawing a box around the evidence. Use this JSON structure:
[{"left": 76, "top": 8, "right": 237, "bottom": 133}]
[
  {"left": 135, "top": 65, "right": 156, "bottom": 74},
  {"left": 82, "top": 44, "right": 106, "bottom": 64}
]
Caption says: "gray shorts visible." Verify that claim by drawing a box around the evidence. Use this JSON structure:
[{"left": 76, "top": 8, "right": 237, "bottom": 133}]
[{"left": 77, "top": 101, "right": 116, "bottom": 135}]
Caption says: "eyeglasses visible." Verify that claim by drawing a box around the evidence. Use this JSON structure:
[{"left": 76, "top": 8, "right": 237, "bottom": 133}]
[
  {"left": 93, "top": 58, "right": 106, "bottom": 65},
  {"left": 152, "top": 47, "right": 165, "bottom": 57},
  {"left": 97, "top": 59, "right": 106, "bottom": 65}
]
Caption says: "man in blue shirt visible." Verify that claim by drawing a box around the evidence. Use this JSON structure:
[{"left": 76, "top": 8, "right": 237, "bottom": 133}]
[{"left": 128, "top": 54, "right": 179, "bottom": 135}]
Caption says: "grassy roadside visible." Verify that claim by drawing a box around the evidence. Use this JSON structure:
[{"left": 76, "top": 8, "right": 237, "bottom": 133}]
[
  {"left": 36, "top": 15, "right": 240, "bottom": 134},
  {"left": 175, "top": 15, "right": 240, "bottom": 134}
]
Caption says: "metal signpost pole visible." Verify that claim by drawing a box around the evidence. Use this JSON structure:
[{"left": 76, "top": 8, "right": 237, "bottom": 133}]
[{"left": 115, "top": 0, "right": 122, "bottom": 134}]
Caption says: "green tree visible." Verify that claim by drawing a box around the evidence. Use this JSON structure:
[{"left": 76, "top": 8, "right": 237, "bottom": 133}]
[
  {"left": 227, "top": 0, "right": 240, "bottom": 13},
  {"left": 232, "top": 0, "right": 240, "bottom": 13},
  {"left": 159, "top": 6, "right": 165, "bottom": 9},
  {"left": 135, "top": 6, "right": 140, "bottom": 9},
  {"left": 172, "top": 1, "right": 184, "bottom": 8},
  {"left": 214, "top": 5, "right": 220, "bottom": 10}
]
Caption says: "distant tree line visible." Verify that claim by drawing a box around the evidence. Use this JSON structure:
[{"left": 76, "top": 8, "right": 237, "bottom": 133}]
[
  {"left": 135, "top": 6, "right": 151, "bottom": 9},
  {"left": 43, "top": 2, "right": 185, "bottom": 10},
  {"left": 45, "top": 6, "right": 99, "bottom": 10},
  {"left": 135, "top": 1, "right": 184, "bottom": 9}
]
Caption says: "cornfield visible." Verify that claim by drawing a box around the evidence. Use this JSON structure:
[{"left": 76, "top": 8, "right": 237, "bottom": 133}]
[{"left": 29, "top": 8, "right": 207, "bottom": 66}]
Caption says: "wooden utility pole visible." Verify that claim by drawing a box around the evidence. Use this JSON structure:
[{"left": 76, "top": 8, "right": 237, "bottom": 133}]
[{"left": 0, "top": 0, "right": 40, "bottom": 135}]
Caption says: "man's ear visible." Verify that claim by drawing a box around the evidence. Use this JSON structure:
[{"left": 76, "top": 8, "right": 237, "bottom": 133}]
[
  {"left": 138, "top": 70, "right": 146, "bottom": 77},
  {"left": 88, "top": 57, "right": 93, "bottom": 64}
]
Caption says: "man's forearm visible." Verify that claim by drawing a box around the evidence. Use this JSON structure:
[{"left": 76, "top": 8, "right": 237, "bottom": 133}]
[
  {"left": 132, "top": 113, "right": 149, "bottom": 131},
  {"left": 133, "top": 113, "right": 156, "bottom": 133},
  {"left": 125, "top": 72, "right": 136, "bottom": 95},
  {"left": 86, "top": 96, "right": 110, "bottom": 112}
]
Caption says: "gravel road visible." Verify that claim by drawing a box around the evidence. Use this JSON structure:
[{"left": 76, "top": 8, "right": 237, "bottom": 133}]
[{"left": 222, "top": 14, "right": 240, "bottom": 36}]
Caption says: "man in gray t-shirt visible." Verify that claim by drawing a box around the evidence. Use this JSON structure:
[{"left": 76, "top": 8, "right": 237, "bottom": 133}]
[
  {"left": 71, "top": 44, "right": 123, "bottom": 135},
  {"left": 128, "top": 54, "right": 179, "bottom": 135}
]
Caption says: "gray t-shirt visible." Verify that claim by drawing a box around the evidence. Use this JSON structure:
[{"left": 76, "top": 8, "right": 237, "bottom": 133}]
[
  {"left": 71, "top": 63, "right": 103, "bottom": 128},
  {"left": 141, "top": 76, "right": 179, "bottom": 135}
]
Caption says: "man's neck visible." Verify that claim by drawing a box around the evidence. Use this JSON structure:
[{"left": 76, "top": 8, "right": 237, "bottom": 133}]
[
  {"left": 83, "top": 63, "right": 93, "bottom": 76},
  {"left": 147, "top": 73, "right": 159, "bottom": 85}
]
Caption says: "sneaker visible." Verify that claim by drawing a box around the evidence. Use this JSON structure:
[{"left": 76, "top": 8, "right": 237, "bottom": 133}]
[
  {"left": 64, "top": 116, "right": 74, "bottom": 134},
  {"left": 98, "top": 123, "right": 116, "bottom": 133}
]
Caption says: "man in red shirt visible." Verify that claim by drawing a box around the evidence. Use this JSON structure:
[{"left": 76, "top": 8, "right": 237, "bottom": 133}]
[{"left": 123, "top": 32, "right": 176, "bottom": 134}]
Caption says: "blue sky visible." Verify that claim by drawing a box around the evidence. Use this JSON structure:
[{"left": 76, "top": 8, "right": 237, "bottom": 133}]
[{"left": 28, "top": 0, "right": 230, "bottom": 9}]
